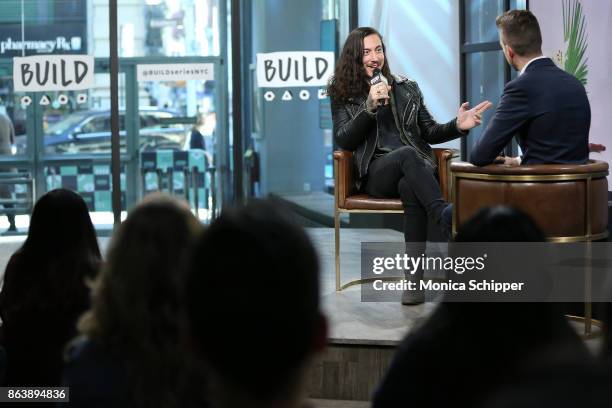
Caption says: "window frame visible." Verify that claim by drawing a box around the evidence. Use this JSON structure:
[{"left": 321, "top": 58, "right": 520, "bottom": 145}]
[{"left": 459, "top": 0, "right": 529, "bottom": 160}]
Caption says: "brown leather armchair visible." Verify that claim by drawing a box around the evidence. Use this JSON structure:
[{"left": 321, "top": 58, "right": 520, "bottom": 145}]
[
  {"left": 450, "top": 159, "right": 609, "bottom": 336},
  {"left": 333, "top": 148, "right": 457, "bottom": 291},
  {"left": 450, "top": 160, "right": 609, "bottom": 241}
]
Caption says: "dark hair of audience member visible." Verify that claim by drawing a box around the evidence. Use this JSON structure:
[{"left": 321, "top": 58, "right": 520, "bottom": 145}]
[
  {"left": 429, "top": 206, "right": 560, "bottom": 339},
  {"left": 454, "top": 206, "right": 546, "bottom": 243},
  {"left": 603, "top": 277, "right": 612, "bottom": 355},
  {"left": 0, "top": 189, "right": 101, "bottom": 386},
  {"left": 77, "top": 195, "right": 203, "bottom": 408},
  {"left": 452, "top": 206, "right": 550, "bottom": 316},
  {"left": 185, "top": 199, "right": 326, "bottom": 404},
  {"left": 372, "top": 207, "right": 588, "bottom": 408}
]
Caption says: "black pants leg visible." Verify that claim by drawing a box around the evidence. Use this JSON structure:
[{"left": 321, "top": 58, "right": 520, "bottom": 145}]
[
  {"left": 364, "top": 147, "right": 447, "bottom": 242},
  {"left": 6, "top": 209, "right": 16, "bottom": 230}
]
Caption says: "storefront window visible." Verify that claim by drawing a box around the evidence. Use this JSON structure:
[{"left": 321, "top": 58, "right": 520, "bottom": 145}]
[
  {"left": 0, "top": 0, "right": 223, "bottom": 230},
  {"left": 464, "top": 51, "right": 505, "bottom": 156},
  {"left": 90, "top": 0, "right": 221, "bottom": 58},
  {"left": 464, "top": 0, "right": 504, "bottom": 44}
]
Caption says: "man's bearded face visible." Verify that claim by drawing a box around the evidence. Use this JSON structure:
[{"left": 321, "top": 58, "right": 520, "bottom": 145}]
[{"left": 362, "top": 34, "right": 385, "bottom": 78}]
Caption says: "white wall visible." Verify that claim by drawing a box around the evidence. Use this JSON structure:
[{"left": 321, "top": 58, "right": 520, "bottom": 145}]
[
  {"left": 359, "top": 0, "right": 461, "bottom": 149},
  {"left": 531, "top": 0, "right": 612, "bottom": 185}
]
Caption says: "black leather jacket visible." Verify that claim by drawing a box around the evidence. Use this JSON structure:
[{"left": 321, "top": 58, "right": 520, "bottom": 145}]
[{"left": 331, "top": 74, "right": 464, "bottom": 184}]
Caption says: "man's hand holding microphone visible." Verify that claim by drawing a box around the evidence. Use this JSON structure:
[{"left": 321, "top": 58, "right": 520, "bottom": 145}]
[{"left": 366, "top": 68, "right": 391, "bottom": 112}]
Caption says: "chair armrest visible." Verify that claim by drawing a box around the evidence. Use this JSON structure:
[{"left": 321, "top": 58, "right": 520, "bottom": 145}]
[
  {"left": 433, "top": 148, "right": 458, "bottom": 201},
  {"left": 334, "top": 150, "right": 356, "bottom": 208},
  {"left": 449, "top": 159, "right": 609, "bottom": 240},
  {"left": 450, "top": 159, "right": 609, "bottom": 176}
]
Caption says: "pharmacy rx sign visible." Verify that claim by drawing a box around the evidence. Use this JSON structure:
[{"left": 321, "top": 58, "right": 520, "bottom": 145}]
[{"left": 256, "top": 51, "right": 334, "bottom": 102}]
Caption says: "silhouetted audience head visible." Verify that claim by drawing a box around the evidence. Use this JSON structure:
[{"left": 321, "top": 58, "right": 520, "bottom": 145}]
[
  {"left": 373, "top": 206, "right": 590, "bottom": 408},
  {"left": 0, "top": 189, "right": 100, "bottom": 386},
  {"left": 476, "top": 211, "right": 611, "bottom": 407},
  {"left": 481, "top": 359, "right": 612, "bottom": 408},
  {"left": 604, "top": 298, "right": 612, "bottom": 357},
  {"left": 185, "top": 199, "right": 326, "bottom": 407},
  {"left": 454, "top": 206, "right": 546, "bottom": 243},
  {"left": 451, "top": 206, "right": 554, "bottom": 314},
  {"left": 75, "top": 194, "right": 203, "bottom": 407},
  {"left": 1, "top": 187, "right": 100, "bottom": 309},
  {"left": 21, "top": 187, "right": 100, "bottom": 263}
]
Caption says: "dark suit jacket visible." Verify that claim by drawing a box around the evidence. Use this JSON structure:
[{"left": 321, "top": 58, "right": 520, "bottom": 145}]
[{"left": 470, "top": 58, "right": 590, "bottom": 166}]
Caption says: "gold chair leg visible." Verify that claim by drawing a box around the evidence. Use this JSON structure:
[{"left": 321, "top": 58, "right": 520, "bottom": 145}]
[
  {"left": 585, "top": 302, "right": 592, "bottom": 335},
  {"left": 584, "top": 240, "right": 593, "bottom": 335},
  {"left": 335, "top": 209, "right": 341, "bottom": 292}
]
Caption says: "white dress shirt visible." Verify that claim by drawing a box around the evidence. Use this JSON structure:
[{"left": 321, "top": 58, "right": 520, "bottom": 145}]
[{"left": 519, "top": 55, "right": 549, "bottom": 76}]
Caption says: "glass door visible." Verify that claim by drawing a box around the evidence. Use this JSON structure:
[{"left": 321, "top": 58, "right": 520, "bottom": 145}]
[
  {"left": 137, "top": 70, "right": 218, "bottom": 220},
  {"left": 38, "top": 65, "right": 129, "bottom": 229},
  {"left": 0, "top": 62, "right": 35, "bottom": 233},
  {"left": 0, "top": 56, "right": 224, "bottom": 233}
]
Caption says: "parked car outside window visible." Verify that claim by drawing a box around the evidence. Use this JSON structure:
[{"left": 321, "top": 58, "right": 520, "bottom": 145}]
[{"left": 14, "top": 108, "right": 187, "bottom": 155}]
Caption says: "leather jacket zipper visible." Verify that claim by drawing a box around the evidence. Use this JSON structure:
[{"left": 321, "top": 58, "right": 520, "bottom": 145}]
[
  {"left": 401, "top": 103, "right": 437, "bottom": 167},
  {"left": 403, "top": 102, "right": 416, "bottom": 126},
  {"left": 350, "top": 104, "right": 370, "bottom": 179}
]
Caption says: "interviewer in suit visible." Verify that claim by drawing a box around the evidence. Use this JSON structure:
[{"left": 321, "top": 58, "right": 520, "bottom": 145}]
[{"left": 470, "top": 10, "right": 591, "bottom": 167}]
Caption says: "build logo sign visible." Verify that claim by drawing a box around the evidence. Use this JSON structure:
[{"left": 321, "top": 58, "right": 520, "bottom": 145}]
[
  {"left": 256, "top": 51, "right": 334, "bottom": 102},
  {"left": 13, "top": 55, "right": 94, "bottom": 107}
]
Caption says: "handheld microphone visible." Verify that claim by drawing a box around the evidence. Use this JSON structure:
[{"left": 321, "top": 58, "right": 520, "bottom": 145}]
[
  {"left": 369, "top": 68, "right": 387, "bottom": 86},
  {"left": 370, "top": 68, "right": 388, "bottom": 106}
]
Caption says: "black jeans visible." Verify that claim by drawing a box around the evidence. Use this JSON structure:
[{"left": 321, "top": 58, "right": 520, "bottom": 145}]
[{"left": 364, "top": 146, "right": 447, "bottom": 242}]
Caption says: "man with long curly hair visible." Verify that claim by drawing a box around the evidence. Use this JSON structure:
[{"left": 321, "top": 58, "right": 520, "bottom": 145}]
[{"left": 327, "top": 27, "right": 491, "bottom": 304}]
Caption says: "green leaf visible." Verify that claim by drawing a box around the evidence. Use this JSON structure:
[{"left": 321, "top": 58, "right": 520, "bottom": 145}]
[{"left": 562, "top": 0, "right": 589, "bottom": 86}]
